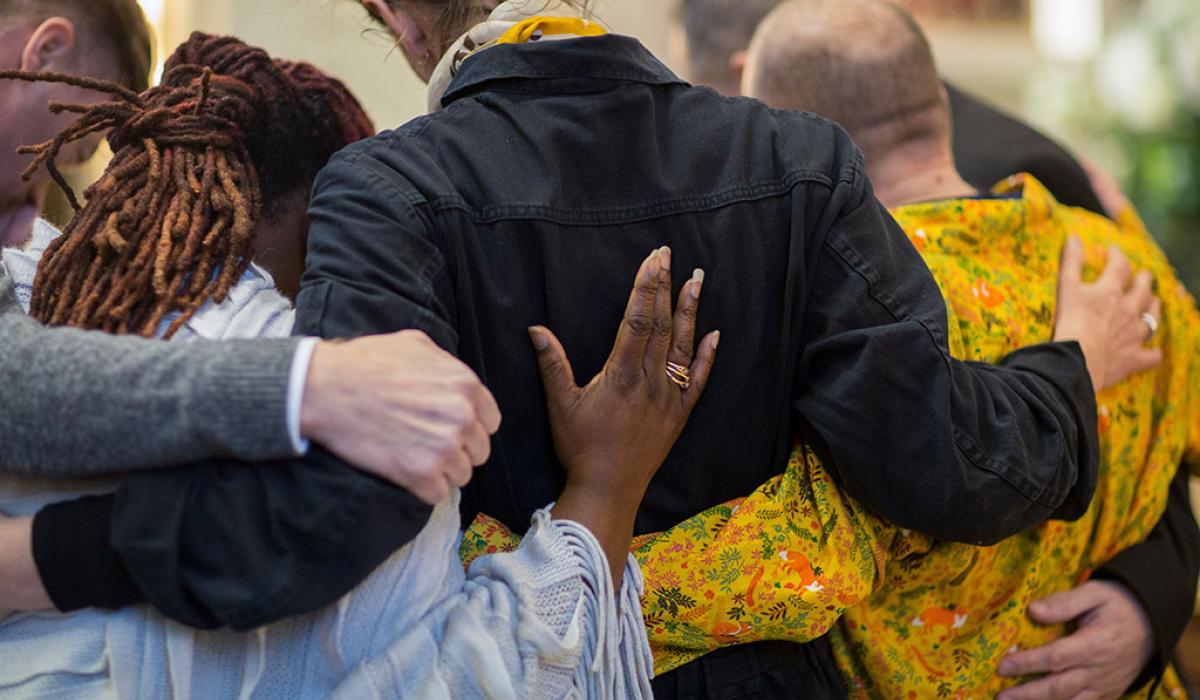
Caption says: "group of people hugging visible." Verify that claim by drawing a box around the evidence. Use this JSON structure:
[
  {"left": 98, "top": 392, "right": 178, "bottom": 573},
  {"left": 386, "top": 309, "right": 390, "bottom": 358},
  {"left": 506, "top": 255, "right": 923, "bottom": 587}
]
[{"left": 0, "top": 0, "right": 1195, "bottom": 698}]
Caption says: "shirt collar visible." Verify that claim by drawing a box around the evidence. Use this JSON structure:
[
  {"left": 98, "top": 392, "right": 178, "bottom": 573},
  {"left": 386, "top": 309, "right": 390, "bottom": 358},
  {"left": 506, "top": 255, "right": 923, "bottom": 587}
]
[
  {"left": 441, "top": 34, "right": 687, "bottom": 108},
  {"left": 182, "top": 263, "right": 279, "bottom": 340},
  {"left": 991, "top": 172, "right": 1058, "bottom": 226}
]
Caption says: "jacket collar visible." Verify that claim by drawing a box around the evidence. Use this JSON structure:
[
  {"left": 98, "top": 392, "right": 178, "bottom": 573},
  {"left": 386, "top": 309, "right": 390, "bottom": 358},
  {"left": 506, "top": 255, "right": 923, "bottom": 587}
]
[{"left": 441, "top": 34, "right": 687, "bottom": 108}]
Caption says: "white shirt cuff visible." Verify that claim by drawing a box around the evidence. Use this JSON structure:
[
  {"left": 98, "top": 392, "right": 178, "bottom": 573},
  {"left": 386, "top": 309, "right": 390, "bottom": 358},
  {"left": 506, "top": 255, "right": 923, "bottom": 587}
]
[{"left": 287, "top": 337, "right": 319, "bottom": 455}]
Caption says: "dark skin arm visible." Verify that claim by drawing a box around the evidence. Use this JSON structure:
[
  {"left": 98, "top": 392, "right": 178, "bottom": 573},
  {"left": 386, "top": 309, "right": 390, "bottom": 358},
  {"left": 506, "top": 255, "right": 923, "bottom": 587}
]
[{"left": 534, "top": 246, "right": 719, "bottom": 586}]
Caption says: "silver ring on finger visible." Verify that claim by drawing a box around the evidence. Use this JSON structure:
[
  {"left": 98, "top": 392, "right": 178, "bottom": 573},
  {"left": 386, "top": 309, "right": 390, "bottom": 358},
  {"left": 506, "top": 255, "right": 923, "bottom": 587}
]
[
  {"left": 1140, "top": 312, "right": 1158, "bottom": 342},
  {"left": 666, "top": 361, "right": 691, "bottom": 390}
]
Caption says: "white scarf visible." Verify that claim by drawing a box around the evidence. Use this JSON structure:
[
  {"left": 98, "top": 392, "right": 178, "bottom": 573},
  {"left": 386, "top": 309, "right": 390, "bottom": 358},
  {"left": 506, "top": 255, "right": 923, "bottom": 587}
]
[{"left": 426, "top": 0, "right": 604, "bottom": 113}]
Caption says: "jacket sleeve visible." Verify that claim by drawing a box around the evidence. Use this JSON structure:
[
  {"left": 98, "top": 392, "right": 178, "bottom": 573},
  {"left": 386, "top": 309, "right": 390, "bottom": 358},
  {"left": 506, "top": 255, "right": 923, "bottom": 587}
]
[
  {"left": 292, "top": 148, "right": 458, "bottom": 350},
  {"left": 0, "top": 261, "right": 301, "bottom": 473},
  {"left": 1094, "top": 465, "right": 1200, "bottom": 691},
  {"left": 30, "top": 150, "right": 450, "bottom": 630},
  {"left": 34, "top": 449, "right": 433, "bottom": 630},
  {"left": 794, "top": 164, "right": 1099, "bottom": 546}
]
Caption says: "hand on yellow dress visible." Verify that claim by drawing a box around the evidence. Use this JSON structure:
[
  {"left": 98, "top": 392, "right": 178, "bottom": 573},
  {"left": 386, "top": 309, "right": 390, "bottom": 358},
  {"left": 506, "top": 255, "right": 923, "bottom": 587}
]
[
  {"left": 996, "top": 580, "right": 1153, "bottom": 700},
  {"left": 1053, "top": 236, "right": 1162, "bottom": 391}
]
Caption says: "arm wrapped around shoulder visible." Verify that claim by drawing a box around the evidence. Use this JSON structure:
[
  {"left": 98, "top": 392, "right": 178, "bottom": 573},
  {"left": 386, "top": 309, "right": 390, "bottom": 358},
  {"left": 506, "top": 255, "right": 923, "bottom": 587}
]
[
  {"left": 794, "top": 180, "right": 1097, "bottom": 545},
  {"left": 0, "top": 263, "right": 301, "bottom": 475}
]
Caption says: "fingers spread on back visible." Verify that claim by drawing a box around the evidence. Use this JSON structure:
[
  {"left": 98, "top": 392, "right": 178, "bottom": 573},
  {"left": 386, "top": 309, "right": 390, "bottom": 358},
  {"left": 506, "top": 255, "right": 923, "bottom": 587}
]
[
  {"left": 1099, "top": 245, "right": 1131, "bottom": 288},
  {"left": 529, "top": 325, "right": 577, "bottom": 408},
  {"left": 1126, "top": 269, "right": 1154, "bottom": 313},
  {"left": 1058, "top": 236, "right": 1085, "bottom": 283},
  {"left": 611, "top": 248, "right": 664, "bottom": 376},
  {"left": 1027, "top": 583, "right": 1106, "bottom": 625},
  {"left": 644, "top": 246, "right": 675, "bottom": 371},
  {"left": 682, "top": 330, "right": 720, "bottom": 411},
  {"left": 668, "top": 268, "right": 703, "bottom": 369}
]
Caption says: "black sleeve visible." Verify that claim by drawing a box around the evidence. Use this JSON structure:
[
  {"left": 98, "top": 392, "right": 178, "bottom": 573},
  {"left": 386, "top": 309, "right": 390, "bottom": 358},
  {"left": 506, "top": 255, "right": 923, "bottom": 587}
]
[
  {"left": 794, "top": 164, "right": 1099, "bottom": 546},
  {"left": 30, "top": 149, "right": 453, "bottom": 630},
  {"left": 1093, "top": 465, "right": 1200, "bottom": 691},
  {"left": 33, "top": 451, "right": 432, "bottom": 630}
]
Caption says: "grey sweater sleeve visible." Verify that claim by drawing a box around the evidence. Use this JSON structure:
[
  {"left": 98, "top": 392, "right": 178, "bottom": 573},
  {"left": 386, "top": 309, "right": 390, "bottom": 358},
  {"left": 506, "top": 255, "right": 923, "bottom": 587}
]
[{"left": 0, "top": 261, "right": 301, "bottom": 475}]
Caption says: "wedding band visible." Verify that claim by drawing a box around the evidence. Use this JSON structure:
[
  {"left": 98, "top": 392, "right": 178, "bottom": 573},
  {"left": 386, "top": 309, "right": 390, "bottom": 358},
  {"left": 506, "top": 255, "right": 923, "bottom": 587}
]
[
  {"left": 1141, "top": 312, "right": 1158, "bottom": 342},
  {"left": 666, "top": 361, "right": 691, "bottom": 390}
]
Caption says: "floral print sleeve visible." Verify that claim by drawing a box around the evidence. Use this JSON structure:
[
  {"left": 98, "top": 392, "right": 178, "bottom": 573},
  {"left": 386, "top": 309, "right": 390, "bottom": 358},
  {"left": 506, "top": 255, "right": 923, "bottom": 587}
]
[{"left": 461, "top": 175, "right": 1200, "bottom": 697}]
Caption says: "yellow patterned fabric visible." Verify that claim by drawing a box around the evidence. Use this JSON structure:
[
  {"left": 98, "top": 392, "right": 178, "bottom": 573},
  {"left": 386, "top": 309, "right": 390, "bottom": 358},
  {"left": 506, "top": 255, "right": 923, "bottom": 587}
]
[
  {"left": 460, "top": 175, "right": 1200, "bottom": 696},
  {"left": 827, "top": 175, "right": 1200, "bottom": 699}
]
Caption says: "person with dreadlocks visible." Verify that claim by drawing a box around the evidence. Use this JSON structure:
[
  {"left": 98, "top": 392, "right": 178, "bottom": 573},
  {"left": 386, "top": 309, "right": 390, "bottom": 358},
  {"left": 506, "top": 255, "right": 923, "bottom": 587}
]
[
  {"left": 0, "top": 31, "right": 714, "bottom": 698},
  {"left": 3, "top": 33, "right": 376, "bottom": 333}
]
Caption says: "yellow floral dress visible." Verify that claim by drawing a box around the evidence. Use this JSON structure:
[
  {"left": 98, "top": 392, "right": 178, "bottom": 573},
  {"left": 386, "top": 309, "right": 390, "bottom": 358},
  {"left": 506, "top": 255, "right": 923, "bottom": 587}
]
[{"left": 460, "top": 175, "right": 1200, "bottom": 698}]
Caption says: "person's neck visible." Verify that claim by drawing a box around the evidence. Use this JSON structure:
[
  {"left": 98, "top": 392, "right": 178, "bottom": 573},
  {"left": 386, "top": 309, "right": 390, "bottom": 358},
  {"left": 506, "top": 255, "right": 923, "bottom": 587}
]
[
  {"left": 868, "top": 150, "right": 976, "bottom": 210},
  {"left": 0, "top": 182, "right": 47, "bottom": 248}
]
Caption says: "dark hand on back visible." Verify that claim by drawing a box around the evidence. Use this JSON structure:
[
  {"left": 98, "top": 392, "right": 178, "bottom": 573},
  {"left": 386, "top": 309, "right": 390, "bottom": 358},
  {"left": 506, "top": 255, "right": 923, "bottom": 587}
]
[{"left": 531, "top": 246, "right": 719, "bottom": 585}]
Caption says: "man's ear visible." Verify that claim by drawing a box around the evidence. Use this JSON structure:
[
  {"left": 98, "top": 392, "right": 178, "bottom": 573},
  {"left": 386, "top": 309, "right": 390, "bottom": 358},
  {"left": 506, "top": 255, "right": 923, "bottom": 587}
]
[
  {"left": 20, "top": 17, "right": 76, "bottom": 72},
  {"left": 728, "top": 50, "right": 749, "bottom": 94},
  {"left": 362, "top": 0, "right": 433, "bottom": 59}
]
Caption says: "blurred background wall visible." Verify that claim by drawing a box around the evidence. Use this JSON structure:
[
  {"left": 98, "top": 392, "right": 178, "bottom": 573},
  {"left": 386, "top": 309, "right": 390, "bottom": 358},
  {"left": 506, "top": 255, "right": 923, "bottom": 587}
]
[
  {"left": 118, "top": 0, "right": 1200, "bottom": 294},
  {"left": 141, "top": 0, "right": 674, "bottom": 131}
]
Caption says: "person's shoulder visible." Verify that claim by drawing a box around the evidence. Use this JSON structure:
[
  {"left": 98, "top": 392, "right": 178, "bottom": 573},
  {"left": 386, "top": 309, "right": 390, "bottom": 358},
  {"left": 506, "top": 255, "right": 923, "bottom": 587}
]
[
  {"left": 323, "top": 127, "right": 406, "bottom": 169},
  {"left": 683, "top": 87, "right": 864, "bottom": 188},
  {"left": 353, "top": 105, "right": 468, "bottom": 155},
  {"left": 317, "top": 120, "right": 446, "bottom": 193},
  {"left": 670, "top": 83, "right": 842, "bottom": 131},
  {"left": 711, "top": 89, "right": 841, "bottom": 127}
]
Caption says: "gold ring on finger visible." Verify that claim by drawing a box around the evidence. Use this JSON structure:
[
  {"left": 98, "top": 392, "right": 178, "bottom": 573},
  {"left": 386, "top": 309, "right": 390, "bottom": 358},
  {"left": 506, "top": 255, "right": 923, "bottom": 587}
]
[{"left": 666, "top": 361, "right": 691, "bottom": 390}]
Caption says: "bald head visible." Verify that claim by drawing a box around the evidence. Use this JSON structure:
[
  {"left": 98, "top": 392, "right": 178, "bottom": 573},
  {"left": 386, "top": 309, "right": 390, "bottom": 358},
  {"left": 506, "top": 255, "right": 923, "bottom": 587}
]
[{"left": 744, "top": 0, "right": 948, "bottom": 163}]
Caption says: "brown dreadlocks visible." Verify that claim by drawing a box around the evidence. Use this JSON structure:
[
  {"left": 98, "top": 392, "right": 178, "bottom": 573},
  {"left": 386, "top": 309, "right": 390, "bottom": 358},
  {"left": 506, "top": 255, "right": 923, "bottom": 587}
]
[{"left": 0, "top": 33, "right": 374, "bottom": 338}]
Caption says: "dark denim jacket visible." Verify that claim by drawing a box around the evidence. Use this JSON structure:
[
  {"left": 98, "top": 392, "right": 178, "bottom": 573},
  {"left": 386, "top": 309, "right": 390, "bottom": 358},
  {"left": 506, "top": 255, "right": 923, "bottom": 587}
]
[
  {"left": 37, "top": 37, "right": 1098, "bottom": 648},
  {"left": 297, "top": 34, "right": 1098, "bottom": 539}
]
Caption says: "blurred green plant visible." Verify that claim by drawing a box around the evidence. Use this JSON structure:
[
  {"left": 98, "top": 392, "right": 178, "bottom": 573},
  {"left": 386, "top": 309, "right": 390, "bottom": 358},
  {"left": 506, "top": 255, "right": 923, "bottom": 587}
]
[{"left": 1094, "top": 0, "right": 1200, "bottom": 291}]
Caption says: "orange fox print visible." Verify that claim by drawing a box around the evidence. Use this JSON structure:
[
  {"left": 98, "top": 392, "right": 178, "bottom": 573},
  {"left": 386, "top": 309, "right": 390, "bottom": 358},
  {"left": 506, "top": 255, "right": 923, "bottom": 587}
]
[
  {"left": 776, "top": 550, "right": 827, "bottom": 593},
  {"left": 909, "top": 228, "right": 928, "bottom": 252},
  {"left": 711, "top": 621, "right": 754, "bottom": 643},
  {"left": 910, "top": 605, "right": 969, "bottom": 641},
  {"left": 970, "top": 278, "right": 1005, "bottom": 309}
]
